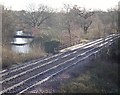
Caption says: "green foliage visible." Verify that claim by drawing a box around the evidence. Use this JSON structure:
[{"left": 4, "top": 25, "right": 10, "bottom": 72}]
[{"left": 44, "top": 40, "right": 60, "bottom": 54}]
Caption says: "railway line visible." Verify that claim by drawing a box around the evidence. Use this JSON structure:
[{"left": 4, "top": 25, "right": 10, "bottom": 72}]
[
  {"left": 0, "top": 34, "right": 113, "bottom": 77},
  {"left": 0, "top": 34, "right": 119, "bottom": 94}
]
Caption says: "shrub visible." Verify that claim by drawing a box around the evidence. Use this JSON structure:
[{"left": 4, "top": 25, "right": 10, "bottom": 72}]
[{"left": 44, "top": 40, "right": 60, "bottom": 54}]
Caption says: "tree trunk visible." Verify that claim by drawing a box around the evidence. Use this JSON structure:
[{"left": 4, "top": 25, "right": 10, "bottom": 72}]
[{"left": 68, "top": 28, "right": 72, "bottom": 46}]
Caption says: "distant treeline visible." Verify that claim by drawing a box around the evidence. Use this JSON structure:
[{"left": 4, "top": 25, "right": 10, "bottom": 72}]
[
  {"left": 1, "top": 4, "right": 119, "bottom": 69},
  {"left": 2, "top": 4, "right": 118, "bottom": 47}
]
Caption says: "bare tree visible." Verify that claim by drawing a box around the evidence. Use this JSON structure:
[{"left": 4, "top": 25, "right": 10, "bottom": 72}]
[
  {"left": 73, "top": 6, "right": 94, "bottom": 34},
  {"left": 118, "top": 2, "right": 120, "bottom": 33},
  {"left": 62, "top": 4, "right": 73, "bottom": 46},
  {"left": 107, "top": 7, "right": 118, "bottom": 33},
  {"left": 2, "top": 7, "right": 15, "bottom": 45},
  {"left": 19, "top": 4, "right": 52, "bottom": 34}
]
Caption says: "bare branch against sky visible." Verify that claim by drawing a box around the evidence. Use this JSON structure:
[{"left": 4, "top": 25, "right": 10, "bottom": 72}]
[{"left": 0, "top": 0, "right": 119, "bottom": 11}]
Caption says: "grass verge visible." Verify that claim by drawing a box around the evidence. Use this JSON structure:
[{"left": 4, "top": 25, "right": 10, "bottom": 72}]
[
  {"left": 60, "top": 58, "right": 119, "bottom": 93},
  {"left": 1, "top": 45, "right": 46, "bottom": 69}
]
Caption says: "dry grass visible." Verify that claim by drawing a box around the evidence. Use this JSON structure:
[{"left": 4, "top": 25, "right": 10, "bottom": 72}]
[
  {"left": 60, "top": 58, "right": 119, "bottom": 93},
  {"left": 2, "top": 45, "right": 46, "bottom": 69}
]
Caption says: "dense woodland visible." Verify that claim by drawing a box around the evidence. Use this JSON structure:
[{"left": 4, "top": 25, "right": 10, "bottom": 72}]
[{"left": 1, "top": 4, "right": 119, "bottom": 68}]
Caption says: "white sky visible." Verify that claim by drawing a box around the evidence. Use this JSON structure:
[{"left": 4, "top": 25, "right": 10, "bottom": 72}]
[{"left": 0, "top": 0, "right": 119, "bottom": 11}]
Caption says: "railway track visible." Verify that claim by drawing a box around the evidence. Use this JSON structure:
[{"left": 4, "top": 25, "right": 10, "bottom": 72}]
[
  {"left": 0, "top": 34, "right": 119, "bottom": 94},
  {"left": 0, "top": 34, "right": 113, "bottom": 77},
  {"left": 0, "top": 34, "right": 113, "bottom": 80}
]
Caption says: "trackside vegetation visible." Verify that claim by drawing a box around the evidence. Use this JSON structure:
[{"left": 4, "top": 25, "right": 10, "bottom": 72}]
[{"left": 59, "top": 38, "right": 120, "bottom": 93}]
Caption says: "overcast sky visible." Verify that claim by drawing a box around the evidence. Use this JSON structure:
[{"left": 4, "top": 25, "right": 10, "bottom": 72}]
[{"left": 0, "top": 0, "right": 119, "bottom": 11}]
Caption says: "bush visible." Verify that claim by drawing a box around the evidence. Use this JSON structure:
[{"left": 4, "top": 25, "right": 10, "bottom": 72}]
[
  {"left": 107, "top": 38, "right": 120, "bottom": 62},
  {"left": 31, "top": 34, "right": 52, "bottom": 46},
  {"left": 44, "top": 40, "right": 60, "bottom": 54},
  {"left": 60, "top": 59, "right": 119, "bottom": 93}
]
